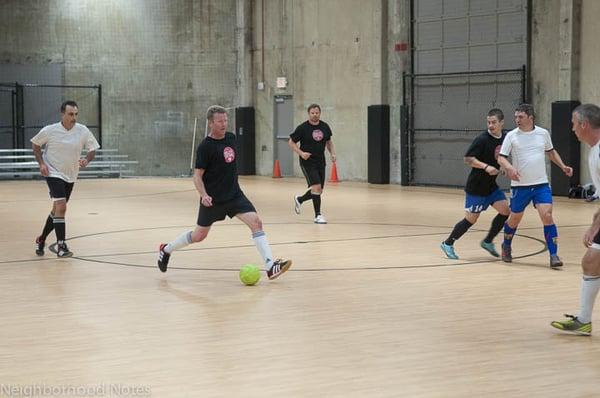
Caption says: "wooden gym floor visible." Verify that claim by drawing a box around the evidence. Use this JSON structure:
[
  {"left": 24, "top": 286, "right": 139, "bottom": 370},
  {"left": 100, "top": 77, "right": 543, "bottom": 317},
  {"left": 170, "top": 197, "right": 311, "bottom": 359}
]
[{"left": 1, "top": 176, "right": 600, "bottom": 397}]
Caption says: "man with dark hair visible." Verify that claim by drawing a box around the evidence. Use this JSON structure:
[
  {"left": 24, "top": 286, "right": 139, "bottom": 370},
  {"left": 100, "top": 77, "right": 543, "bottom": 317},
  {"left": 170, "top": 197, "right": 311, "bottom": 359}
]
[
  {"left": 497, "top": 103, "right": 573, "bottom": 268},
  {"left": 31, "top": 100, "right": 100, "bottom": 257},
  {"left": 158, "top": 105, "right": 292, "bottom": 280},
  {"left": 288, "top": 103, "right": 336, "bottom": 224},
  {"left": 551, "top": 103, "right": 600, "bottom": 335},
  {"left": 441, "top": 108, "right": 510, "bottom": 259}
]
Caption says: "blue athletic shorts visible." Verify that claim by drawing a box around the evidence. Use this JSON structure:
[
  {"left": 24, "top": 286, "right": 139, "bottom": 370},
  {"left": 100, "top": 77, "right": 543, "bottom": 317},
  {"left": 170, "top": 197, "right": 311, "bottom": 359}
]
[
  {"left": 464, "top": 188, "right": 507, "bottom": 213},
  {"left": 509, "top": 183, "right": 553, "bottom": 213}
]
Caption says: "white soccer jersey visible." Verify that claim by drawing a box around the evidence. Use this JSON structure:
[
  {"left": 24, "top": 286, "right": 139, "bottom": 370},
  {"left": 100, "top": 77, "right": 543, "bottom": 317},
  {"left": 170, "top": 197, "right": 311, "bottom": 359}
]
[
  {"left": 30, "top": 122, "right": 100, "bottom": 182},
  {"left": 589, "top": 142, "right": 600, "bottom": 194},
  {"left": 499, "top": 125, "right": 553, "bottom": 186}
]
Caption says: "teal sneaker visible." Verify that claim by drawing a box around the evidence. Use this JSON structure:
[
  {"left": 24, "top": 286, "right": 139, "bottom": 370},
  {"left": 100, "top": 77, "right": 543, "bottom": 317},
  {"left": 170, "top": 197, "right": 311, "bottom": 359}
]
[
  {"left": 440, "top": 242, "right": 459, "bottom": 260},
  {"left": 551, "top": 314, "right": 591, "bottom": 336},
  {"left": 480, "top": 240, "right": 499, "bottom": 257}
]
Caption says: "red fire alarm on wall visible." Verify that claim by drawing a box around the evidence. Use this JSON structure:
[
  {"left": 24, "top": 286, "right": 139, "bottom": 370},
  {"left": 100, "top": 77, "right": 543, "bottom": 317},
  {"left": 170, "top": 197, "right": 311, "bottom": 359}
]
[{"left": 394, "top": 42, "right": 409, "bottom": 51}]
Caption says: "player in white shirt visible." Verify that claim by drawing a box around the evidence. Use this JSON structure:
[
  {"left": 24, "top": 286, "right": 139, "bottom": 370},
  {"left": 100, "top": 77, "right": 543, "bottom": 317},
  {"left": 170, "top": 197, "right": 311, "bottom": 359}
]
[
  {"left": 497, "top": 103, "right": 573, "bottom": 268},
  {"left": 30, "top": 100, "right": 100, "bottom": 257},
  {"left": 552, "top": 103, "right": 600, "bottom": 335}
]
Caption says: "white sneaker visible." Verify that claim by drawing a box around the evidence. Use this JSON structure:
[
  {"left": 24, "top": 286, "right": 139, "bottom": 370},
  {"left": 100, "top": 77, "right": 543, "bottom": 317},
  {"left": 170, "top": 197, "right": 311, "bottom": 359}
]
[
  {"left": 294, "top": 195, "right": 301, "bottom": 214},
  {"left": 314, "top": 214, "right": 327, "bottom": 224}
]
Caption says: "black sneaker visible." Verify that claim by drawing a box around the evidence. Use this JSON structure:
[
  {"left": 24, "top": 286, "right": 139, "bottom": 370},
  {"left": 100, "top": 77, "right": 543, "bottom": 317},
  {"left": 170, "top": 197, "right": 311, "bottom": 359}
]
[
  {"left": 35, "top": 236, "right": 45, "bottom": 256},
  {"left": 267, "top": 258, "right": 292, "bottom": 280},
  {"left": 56, "top": 242, "right": 73, "bottom": 258},
  {"left": 158, "top": 243, "right": 171, "bottom": 272},
  {"left": 501, "top": 243, "right": 512, "bottom": 263},
  {"left": 550, "top": 254, "right": 563, "bottom": 268}
]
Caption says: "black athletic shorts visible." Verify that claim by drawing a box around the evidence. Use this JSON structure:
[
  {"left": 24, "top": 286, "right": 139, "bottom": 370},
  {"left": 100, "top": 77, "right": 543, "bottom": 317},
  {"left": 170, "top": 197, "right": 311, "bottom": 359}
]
[
  {"left": 197, "top": 193, "right": 256, "bottom": 227},
  {"left": 300, "top": 161, "right": 326, "bottom": 188},
  {"left": 593, "top": 230, "right": 600, "bottom": 246},
  {"left": 46, "top": 177, "right": 75, "bottom": 202}
]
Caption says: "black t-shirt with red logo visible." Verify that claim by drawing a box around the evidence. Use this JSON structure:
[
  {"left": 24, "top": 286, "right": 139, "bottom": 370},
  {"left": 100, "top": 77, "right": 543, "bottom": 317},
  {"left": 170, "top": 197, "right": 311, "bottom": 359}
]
[
  {"left": 464, "top": 130, "right": 506, "bottom": 196},
  {"left": 290, "top": 120, "right": 333, "bottom": 165},
  {"left": 195, "top": 132, "right": 242, "bottom": 203}
]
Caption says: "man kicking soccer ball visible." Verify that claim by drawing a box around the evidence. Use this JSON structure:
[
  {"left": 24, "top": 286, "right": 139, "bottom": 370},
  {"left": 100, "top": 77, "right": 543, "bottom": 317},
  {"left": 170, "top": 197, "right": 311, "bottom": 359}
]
[{"left": 157, "top": 106, "right": 292, "bottom": 280}]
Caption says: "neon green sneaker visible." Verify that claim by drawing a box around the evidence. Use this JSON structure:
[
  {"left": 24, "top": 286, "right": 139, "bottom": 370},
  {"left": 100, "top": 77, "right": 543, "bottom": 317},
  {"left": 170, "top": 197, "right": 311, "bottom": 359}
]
[{"left": 550, "top": 314, "right": 592, "bottom": 336}]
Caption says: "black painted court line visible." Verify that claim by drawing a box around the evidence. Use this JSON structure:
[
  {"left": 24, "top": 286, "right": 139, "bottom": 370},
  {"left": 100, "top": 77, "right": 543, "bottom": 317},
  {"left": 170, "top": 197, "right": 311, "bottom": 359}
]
[
  {"left": 2, "top": 221, "right": 549, "bottom": 271},
  {"left": 0, "top": 188, "right": 195, "bottom": 203}
]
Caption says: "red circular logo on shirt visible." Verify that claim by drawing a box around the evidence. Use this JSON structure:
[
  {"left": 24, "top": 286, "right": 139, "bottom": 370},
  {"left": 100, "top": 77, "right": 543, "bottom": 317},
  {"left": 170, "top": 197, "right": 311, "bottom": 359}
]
[
  {"left": 224, "top": 147, "right": 235, "bottom": 163},
  {"left": 312, "top": 129, "right": 324, "bottom": 141},
  {"left": 494, "top": 145, "right": 501, "bottom": 159}
]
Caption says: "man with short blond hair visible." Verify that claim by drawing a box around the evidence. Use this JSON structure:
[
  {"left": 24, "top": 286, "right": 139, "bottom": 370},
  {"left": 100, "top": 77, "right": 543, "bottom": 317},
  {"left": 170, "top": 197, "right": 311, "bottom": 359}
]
[{"left": 158, "top": 105, "right": 292, "bottom": 280}]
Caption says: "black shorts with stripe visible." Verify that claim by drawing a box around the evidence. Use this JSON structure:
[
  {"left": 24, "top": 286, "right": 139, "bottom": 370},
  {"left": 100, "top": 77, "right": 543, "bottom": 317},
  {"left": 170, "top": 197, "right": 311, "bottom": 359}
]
[
  {"left": 300, "top": 161, "right": 326, "bottom": 188},
  {"left": 593, "top": 229, "right": 600, "bottom": 246},
  {"left": 197, "top": 193, "right": 256, "bottom": 227},
  {"left": 46, "top": 177, "right": 75, "bottom": 201}
]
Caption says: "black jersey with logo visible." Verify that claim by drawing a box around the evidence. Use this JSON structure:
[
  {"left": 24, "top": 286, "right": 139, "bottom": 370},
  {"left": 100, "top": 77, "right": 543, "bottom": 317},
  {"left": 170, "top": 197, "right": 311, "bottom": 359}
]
[
  {"left": 290, "top": 120, "right": 333, "bottom": 165},
  {"left": 195, "top": 132, "right": 242, "bottom": 203},
  {"left": 464, "top": 131, "right": 506, "bottom": 196}
]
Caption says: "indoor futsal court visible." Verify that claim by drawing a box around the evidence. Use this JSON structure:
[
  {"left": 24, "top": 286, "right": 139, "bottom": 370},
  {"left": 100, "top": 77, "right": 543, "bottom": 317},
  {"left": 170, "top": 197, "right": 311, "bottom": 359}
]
[
  {"left": 4, "top": 0, "right": 600, "bottom": 396},
  {"left": 2, "top": 176, "right": 600, "bottom": 397}
]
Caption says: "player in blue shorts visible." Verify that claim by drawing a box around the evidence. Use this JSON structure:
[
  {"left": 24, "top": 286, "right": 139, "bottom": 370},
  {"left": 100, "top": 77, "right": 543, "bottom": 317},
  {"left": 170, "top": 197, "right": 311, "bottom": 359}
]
[
  {"left": 497, "top": 104, "right": 573, "bottom": 268},
  {"left": 441, "top": 109, "right": 510, "bottom": 260}
]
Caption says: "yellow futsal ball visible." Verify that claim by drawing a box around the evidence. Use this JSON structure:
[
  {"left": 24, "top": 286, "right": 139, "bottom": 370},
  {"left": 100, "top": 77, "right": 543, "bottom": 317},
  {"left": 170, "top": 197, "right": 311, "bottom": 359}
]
[{"left": 239, "top": 264, "right": 261, "bottom": 286}]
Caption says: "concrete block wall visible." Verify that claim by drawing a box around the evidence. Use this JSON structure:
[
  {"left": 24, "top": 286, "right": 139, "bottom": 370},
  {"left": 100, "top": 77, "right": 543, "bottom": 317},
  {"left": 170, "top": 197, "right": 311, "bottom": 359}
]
[
  {"left": 0, "top": 0, "right": 238, "bottom": 176},
  {"left": 577, "top": 0, "right": 600, "bottom": 185},
  {"left": 3, "top": 0, "right": 597, "bottom": 184},
  {"left": 251, "top": 0, "right": 409, "bottom": 181},
  {"left": 532, "top": 0, "right": 600, "bottom": 186}
]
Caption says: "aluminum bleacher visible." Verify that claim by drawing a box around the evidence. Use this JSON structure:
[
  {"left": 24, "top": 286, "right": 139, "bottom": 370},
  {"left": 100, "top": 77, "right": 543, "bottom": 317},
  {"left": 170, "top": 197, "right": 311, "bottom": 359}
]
[{"left": 0, "top": 149, "right": 138, "bottom": 179}]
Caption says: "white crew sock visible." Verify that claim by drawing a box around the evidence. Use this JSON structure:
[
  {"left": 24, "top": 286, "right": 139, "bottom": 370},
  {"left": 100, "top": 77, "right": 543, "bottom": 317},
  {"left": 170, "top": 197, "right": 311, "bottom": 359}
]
[
  {"left": 252, "top": 231, "right": 274, "bottom": 270},
  {"left": 578, "top": 275, "right": 600, "bottom": 323},
  {"left": 165, "top": 231, "right": 193, "bottom": 253}
]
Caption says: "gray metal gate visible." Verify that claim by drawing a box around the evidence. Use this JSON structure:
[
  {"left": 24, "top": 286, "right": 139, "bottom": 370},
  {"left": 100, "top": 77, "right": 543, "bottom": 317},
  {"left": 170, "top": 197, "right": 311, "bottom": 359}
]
[
  {"left": 402, "top": 0, "right": 529, "bottom": 187},
  {"left": 0, "top": 83, "right": 102, "bottom": 149},
  {"left": 403, "top": 68, "right": 526, "bottom": 186}
]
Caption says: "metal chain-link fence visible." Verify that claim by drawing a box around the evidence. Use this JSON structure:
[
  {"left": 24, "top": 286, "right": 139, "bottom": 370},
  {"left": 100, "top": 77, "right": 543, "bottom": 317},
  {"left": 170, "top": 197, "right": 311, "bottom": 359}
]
[{"left": 0, "top": 83, "right": 101, "bottom": 149}]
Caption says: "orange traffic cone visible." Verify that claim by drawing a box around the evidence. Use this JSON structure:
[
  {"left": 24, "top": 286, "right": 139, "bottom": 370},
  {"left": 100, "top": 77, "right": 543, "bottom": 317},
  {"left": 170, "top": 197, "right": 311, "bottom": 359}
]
[
  {"left": 329, "top": 161, "right": 339, "bottom": 182},
  {"left": 272, "top": 159, "right": 282, "bottom": 178}
]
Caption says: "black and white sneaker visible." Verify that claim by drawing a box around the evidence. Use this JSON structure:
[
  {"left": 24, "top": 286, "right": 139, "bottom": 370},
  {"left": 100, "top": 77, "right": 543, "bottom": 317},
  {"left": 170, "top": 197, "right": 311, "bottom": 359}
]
[
  {"left": 266, "top": 258, "right": 292, "bottom": 280},
  {"left": 293, "top": 195, "right": 302, "bottom": 215},
  {"left": 314, "top": 214, "right": 327, "bottom": 224},
  {"left": 56, "top": 242, "right": 73, "bottom": 258},
  {"left": 35, "top": 236, "right": 45, "bottom": 256},
  {"left": 158, "top": 243, "right": 171, "bottom": 272}
]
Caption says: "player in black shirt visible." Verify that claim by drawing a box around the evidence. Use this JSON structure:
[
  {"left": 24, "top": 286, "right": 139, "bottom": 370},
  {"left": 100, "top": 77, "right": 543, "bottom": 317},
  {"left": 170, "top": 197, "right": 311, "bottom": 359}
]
[
  {"left": 440, "top": 108, "right": 510, "bottom": 260},
  {"left": 288, "top": 103, "right": 336, "bottom": 224},
  {"left": 157, "top": 106, "right": 292, "bottom": 280}
]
